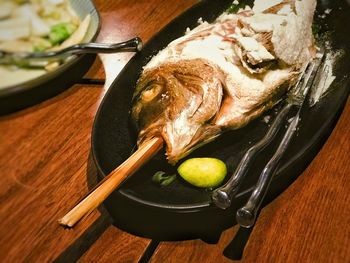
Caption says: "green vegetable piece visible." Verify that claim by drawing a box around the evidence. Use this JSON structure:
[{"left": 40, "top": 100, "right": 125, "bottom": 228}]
[
  {"left": 152, "top": 171, "right": 166, "bottom": 183},
  {"left": 177, "top": 158, "right": 227, "bottom": 188},
  {"left": 152, "top": 171, "right": 176, "bottom": 186},
  {"left": 49, "top": 23, "right": 77, "bottom": 45}
]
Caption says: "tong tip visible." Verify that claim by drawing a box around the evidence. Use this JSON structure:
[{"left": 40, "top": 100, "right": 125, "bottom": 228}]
[
  {"left": 236, "top": 207, "right": 255, "bottom": 228},
  {"left": 135, "top": 37, "right": 143, "bottom": 52},
  {"left": 212, "top": 190, "right": 232, "bottom": 209}
]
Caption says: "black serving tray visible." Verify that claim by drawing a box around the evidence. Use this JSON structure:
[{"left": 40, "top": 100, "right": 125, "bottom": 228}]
[{"left": 91, "top": 0, "right": 350, "bottom": 242}]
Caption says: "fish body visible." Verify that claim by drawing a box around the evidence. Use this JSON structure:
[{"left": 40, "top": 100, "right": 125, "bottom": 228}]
[{"left": 132, "top": 0, "right": 316, "bottom": 164}]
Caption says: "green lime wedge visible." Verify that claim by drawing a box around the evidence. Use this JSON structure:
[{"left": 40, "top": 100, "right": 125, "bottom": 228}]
[{"left": 177, "top": 158, "right": 227, "bottom": 188}]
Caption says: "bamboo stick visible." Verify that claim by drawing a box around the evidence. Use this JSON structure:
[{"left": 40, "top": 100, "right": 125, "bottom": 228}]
[{"left": 58, "top": 137, "right": 163, "bottom": 228}]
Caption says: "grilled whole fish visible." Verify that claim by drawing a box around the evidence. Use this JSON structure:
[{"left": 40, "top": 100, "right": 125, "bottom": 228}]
[{"left": 132, "top": 0, "right": 316, "bottom": 164}]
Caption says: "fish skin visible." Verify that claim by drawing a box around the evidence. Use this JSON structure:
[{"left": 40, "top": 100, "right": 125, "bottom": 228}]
[{"left": 132, "top": 0, "right": 316, "bottom": 163}]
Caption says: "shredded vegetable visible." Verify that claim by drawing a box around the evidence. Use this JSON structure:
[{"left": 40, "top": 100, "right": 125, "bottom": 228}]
[{"left": 0, "top": 0, "right": 91, "bottom": 87}]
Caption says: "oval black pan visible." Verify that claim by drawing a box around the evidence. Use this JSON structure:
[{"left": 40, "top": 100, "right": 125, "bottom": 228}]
[{"left": 92, "top": 0, "right": 350, "bottom": 241}]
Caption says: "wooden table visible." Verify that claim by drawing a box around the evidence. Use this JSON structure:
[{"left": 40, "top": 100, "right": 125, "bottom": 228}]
[{"left": 0, "top": 1, "right": 349, "bottom": 262}]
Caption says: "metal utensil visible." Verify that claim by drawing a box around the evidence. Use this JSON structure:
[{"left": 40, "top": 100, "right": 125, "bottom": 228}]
[
  {"left": 212, "top": 54, "right": 326, "bottom": 211},
  {"left": 0, "top": 37, "right": 143, "bottom": 66},
  {"left": 236, "top": 53, "right": 326, "bottom": 228},
  {"left": 212, "top": 62, "right": 312, "bottom": 209},
  {"left": 212, "top": 104, "right": 292, "bottom": 209}
]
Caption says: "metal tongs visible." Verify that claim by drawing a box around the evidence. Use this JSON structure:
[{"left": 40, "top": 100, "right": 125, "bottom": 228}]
[
  {"left": 0, "top": 37, "right": 142, "bottom": 66},
  {"left": 212, "top": 53, "right": 326, "bottom": 228}
]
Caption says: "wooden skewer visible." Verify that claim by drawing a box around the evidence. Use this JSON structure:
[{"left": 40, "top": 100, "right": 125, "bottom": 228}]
[{"left": 58, "top": 137, "right": 163, "bottom": 228}]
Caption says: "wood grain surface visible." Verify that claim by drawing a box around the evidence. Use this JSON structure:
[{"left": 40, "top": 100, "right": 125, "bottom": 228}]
[
  {"left": 78, "top": 226, "right": 151, "bottom": 263},
  {"left": 0, "top": 84, "right": 103, "bottom": 262},
  {"left": 0, "top": 0, "right": 349, "bottom": 262}
]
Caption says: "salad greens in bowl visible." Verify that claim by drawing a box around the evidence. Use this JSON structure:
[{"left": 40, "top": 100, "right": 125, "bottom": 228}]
[{"left": 0, "top": 0, "right": 100, "bottom": 113}]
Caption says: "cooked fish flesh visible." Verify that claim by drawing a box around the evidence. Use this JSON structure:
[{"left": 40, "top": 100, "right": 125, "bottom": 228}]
[{"left": 132, "top": 0, "right": 316, "bottom": 164}]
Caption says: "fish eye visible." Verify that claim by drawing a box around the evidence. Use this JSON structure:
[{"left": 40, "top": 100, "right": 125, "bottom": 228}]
[{"left": 141, "top": 84, "right": 162, "bottom": 102}]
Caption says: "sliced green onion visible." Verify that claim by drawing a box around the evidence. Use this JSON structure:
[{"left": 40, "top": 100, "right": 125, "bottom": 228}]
[{"left": 152, "top": 171, "right": 177, "bottom": 186}]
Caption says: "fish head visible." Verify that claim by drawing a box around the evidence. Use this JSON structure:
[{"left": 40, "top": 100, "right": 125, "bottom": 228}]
[{"left": 132, "top": 59, "right": 224, "bottom": 164}]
